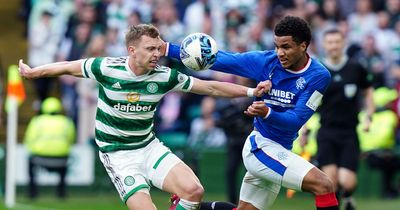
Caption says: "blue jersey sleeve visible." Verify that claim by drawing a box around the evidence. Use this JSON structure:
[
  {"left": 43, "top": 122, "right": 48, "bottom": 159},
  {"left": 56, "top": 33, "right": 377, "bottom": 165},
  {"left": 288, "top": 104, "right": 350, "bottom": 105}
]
[
  {"left": 167, "top": 43, "right": 272, "bottom": 81},
  {"left": 263, "top": 72, "right": 330, "bottom": 132},
  {"left": 168, "top": 43, "right": 181, "bottom": 60}
]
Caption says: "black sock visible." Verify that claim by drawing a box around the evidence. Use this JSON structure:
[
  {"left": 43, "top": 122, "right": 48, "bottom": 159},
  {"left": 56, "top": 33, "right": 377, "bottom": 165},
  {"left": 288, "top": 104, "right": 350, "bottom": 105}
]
[
  {"left": 335, "top": 187, "right": 343, "bottom": 205},
  {"left": 200, "top": 201, "right": 237, "bottom": 210},
  {"left": 343, "top": 190, "right": 353, "bottom": 198}
]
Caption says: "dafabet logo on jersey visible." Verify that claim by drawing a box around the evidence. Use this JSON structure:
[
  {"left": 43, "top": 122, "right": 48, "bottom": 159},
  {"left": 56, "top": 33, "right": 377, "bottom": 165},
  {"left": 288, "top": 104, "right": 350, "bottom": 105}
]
[{"left": 113, "top": 92, "right": 152, "bottom": 112}]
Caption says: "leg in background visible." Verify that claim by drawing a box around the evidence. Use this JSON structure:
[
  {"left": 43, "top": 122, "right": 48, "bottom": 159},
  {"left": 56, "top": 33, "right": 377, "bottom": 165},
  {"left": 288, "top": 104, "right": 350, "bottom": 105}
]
[
  {"left": 28, "top": 157, "right": 38, "bottom": 198},
  {"left": 226, "top": 142, "right": 243, "bottom": 204},
  {"left": 57, "top": 166, "right": 67, "bottom": 198}
]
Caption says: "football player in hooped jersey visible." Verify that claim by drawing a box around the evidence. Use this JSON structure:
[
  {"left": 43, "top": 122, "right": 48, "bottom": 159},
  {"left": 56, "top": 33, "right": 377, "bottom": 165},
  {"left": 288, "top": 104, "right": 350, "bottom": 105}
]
[
  {"left": 165, "top": 16, "right": 339, "bottom": 210},
  {"left": 18, "top": 24, "right": 271, "bottom": 210}
]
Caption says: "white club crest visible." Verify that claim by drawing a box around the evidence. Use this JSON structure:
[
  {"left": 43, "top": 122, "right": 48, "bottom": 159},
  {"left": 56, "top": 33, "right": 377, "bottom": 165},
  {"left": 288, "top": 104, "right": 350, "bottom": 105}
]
[
  {"left": 296, "top": 77, "right": 306, "bottom": 90},
  {"left": 147, "top": 82, "right": 158, "bottom": 93}
]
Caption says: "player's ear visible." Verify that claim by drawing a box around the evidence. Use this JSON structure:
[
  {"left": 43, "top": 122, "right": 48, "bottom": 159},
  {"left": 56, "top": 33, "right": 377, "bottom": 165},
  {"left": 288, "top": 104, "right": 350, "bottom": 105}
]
[
  {"left": 127, "top": 45, "right": 135, "bottom": 55},
  {"left": 300, "top": 42, "right": 307, "bottom": 52}
]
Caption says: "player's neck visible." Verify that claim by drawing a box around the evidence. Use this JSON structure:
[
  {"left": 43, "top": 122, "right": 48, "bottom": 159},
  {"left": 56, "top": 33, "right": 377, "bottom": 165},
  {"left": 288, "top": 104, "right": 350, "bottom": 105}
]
[
  {"left": 291, "top": 53, "right": 309, "bottom": 71},
  {"left": 327, "top": 54, "right": 345, "bottom": 65},
  {"left": 129, "top": 61, "right": 150, "bottom": 76}
]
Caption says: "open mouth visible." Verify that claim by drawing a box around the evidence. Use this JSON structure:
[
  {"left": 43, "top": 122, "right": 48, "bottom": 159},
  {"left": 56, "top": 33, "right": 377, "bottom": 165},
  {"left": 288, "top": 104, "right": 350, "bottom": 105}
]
[{"left": 280, "top": 59, "right": 288, "bottom": 65}]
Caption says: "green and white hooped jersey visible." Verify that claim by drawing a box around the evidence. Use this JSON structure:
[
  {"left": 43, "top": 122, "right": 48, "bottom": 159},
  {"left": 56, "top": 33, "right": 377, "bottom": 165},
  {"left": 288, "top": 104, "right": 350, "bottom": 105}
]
[{"left": 81, "top": 56, "right": 193, "bottom": 152}]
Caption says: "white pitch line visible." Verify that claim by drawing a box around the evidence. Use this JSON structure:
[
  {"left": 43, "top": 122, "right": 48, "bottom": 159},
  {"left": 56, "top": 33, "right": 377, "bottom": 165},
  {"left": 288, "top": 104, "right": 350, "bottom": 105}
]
[{"left": 15, "top": 203, "right": 60, "bottom": 210}]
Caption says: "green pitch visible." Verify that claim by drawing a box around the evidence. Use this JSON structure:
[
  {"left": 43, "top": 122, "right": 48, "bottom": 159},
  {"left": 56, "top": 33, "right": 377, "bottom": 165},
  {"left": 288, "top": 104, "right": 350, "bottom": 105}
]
[{"left": 1, "top": 190, "right": 400, "bottom": 210}]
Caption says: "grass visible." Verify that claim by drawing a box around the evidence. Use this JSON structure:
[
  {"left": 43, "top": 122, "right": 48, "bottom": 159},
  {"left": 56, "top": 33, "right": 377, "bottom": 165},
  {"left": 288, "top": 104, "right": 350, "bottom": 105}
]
[{"left": 1, "top": 190, "right": 400, "bottom": 210}]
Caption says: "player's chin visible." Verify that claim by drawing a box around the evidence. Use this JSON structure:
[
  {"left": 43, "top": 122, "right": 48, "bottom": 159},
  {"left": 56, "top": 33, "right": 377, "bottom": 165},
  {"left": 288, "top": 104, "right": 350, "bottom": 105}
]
[
  {"left": 280, "top": 64, "right": 289, "bottom": 69},
  {"left": 279, "top": 61, "right": 290, "bottom": 69}
]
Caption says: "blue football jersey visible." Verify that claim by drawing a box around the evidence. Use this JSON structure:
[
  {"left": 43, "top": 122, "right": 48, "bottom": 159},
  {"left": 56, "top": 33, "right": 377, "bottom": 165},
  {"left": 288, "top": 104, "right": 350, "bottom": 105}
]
[{"left": 168, "top": 44, "right": 331, "bottom": 149}]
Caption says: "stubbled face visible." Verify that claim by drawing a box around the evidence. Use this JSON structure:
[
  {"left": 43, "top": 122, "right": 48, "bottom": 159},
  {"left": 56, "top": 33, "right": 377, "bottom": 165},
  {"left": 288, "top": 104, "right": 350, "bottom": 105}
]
[
  {"left": 274, "top": 35, "right": 307, "bottom": 70},
  {"left": 128, "top": 35, "right": 162, "bottom": 71},
  {"left": 323, "top": 32, "right": 345, "bottom": 59}
]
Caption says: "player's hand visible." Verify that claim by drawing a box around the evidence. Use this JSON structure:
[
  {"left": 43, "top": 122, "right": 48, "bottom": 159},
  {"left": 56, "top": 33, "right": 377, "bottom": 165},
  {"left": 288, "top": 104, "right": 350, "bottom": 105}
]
[
  {"left": 363, "top": 116, "right": 372, "bottom": 132},
  {"left": 253, "top": 80, "right": 272, "bottom": 97},
  {"left": 244, "top": 101, "right": 269, "bottom": 118},
  {"left": 18, "top": 59, "right": 32, "bottom": 79},
  {"left": 159, "top": 38, "right": 167, "bottom": 56},
  {"left": 299, "top": 130, "right": 309, "bottom": 148},
  {"left": 299, "top": 126, "right": 310, "bottom": 148}
]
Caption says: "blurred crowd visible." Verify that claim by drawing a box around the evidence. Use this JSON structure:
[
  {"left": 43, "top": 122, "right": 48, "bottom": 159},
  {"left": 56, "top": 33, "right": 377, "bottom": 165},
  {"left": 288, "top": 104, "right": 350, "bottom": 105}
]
[{"left": 19, "top": 0, "right": 400, "bottom": 199}]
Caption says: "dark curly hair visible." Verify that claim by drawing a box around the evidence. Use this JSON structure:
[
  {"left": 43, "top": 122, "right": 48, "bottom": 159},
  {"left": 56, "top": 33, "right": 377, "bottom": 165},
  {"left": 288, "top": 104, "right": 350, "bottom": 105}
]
[{"left": 274, "top": 16, "right": 311, "bottom": 48}]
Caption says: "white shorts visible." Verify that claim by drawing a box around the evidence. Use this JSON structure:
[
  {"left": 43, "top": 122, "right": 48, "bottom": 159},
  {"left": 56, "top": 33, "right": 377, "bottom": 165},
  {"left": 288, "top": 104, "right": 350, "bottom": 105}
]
[
  {"left": 99, "top": 138, "right": 182, "bottom": 203},
  {"left": 240, "top": 131, "right": 314, "bottom": 210}
]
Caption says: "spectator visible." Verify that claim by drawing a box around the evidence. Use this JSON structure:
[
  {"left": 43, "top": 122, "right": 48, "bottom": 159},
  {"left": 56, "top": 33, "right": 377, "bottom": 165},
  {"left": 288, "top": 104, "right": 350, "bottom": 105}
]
[
  {"left": 156, "top": 2, "right": 186, "bottom": 43},
  {"left": 356, "top": 34, "right": 387, "bottom": 88},
  {"left": 187, "top": 96, "right": 227, "bottom": 174},
  {"left": 373, "top": 11, "right": 400, "bottom": 65},
  {"left": 28, "top": 8, "right": 59, "bottom": 107},
  {"left": 347, "top": 0, "right": 379, "bottom": 47},
  {"left": 385, "top": 0, "right": 400, "bottom": 28},
  {"left": 77, "top": 34, "right": 105, "bottom": 143},
  {"left": 183, "top": 0, "right": 225, "bottom": 43},
  {"left": 317, "top": 0, "right": 344, "bottom": 23},
  {"left": 357, "top": 87, "right": 400, "bottom": 199},
  {"left": 58, "top": 22, "right": 93, "bottom": 125},
  {"left": 24, "top": 97, "right": 76, "bottom": 198}
]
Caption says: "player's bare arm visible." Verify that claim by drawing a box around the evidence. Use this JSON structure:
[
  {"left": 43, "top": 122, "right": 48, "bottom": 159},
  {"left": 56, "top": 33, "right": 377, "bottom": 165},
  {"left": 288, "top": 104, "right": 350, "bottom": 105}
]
[
  {"left": 190, "top": 78, "right": 271, "bottom": 98},
  {"left": 19, "top": 59, "right": 84, "bottom": 79},
  {"left": 362, "top": 86, "right": 375, "bottom": 131}
]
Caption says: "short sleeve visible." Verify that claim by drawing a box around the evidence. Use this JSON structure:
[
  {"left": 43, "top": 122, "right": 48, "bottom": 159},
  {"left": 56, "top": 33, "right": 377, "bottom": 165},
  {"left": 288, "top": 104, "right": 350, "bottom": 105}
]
[
  {"left": 170, "top": 70, "right": 194, "bottom": 92},
  {"left": 81, "top": 57, "right": 105, "bottom": 80}
]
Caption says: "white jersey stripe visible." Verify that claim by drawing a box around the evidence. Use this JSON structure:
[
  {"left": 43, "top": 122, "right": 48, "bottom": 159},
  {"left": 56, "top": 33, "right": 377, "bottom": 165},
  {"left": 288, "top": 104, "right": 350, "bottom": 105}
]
[
  {"left": 103, "top": 87, "right": 164, "bottom": 102},
  {"left": 264, "top": 99, "right": 296, "bottom": 108},
  {"left": 95, "top": 120, "right": 154, "bottom": 137},
  {"left": 83, "top": 58, "right": 96, "bottom": 79},
  {"left": 97, "top": 99, "right": 154, "bottom": 120},
  {"left": 95, "top": 133, "right": 154, "bottom": 148}
]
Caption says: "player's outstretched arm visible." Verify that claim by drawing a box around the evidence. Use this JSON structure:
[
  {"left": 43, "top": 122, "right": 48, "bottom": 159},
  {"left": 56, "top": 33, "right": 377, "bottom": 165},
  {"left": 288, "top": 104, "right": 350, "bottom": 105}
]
[
  {"left": 19, "top": 59, "right": 84, "bottom": 79},
  {"left": 190, "top": 78, "right": 271, "bottom": 98}
]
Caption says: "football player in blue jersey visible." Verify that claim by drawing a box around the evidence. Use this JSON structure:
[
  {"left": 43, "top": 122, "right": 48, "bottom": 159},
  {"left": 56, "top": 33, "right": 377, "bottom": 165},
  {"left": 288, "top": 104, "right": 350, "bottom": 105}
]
[
  {"left": 164, "top": 16, "right": 339, "bottom": 210},
  {"left": 303, "top": 29, "right": 375, "bottom": 210}
]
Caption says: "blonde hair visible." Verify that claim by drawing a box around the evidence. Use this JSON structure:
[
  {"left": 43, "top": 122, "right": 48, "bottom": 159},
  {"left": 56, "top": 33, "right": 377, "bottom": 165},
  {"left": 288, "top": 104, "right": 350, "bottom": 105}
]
[{"left": 125, "top": 24, "right": 160, "bottom": 47}]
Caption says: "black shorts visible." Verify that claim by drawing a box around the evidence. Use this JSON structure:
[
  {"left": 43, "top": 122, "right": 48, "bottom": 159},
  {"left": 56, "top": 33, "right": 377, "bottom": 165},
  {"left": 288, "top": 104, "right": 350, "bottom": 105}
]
[{"left": 316, "top": 127, "right": 360, "bottom": 172}]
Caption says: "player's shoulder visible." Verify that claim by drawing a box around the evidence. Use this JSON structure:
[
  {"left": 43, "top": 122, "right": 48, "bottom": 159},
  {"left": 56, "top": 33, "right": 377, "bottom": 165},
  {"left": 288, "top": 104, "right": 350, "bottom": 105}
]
[
  {"left": 154, "top": 65, "right": 172, "bottom": 73},
  {"left": 241, "top": 50, "right": 279, "bottom": 67},
  {"left": 103, "top": 56, "right": 128, "bottom": 66},
  {"left": 252, "top": 50, "right": 277, "bottom": 58},
  {"left": 309, "top": 58, "right": 331, "bottom": 79},
  {"left": 238, "top": 49, "right": 276, "bottom": 59}
]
